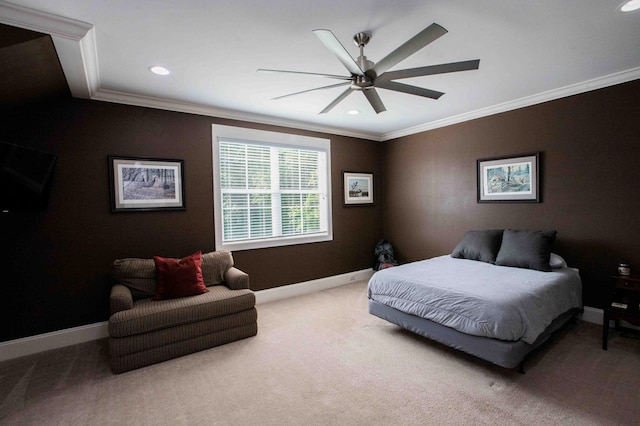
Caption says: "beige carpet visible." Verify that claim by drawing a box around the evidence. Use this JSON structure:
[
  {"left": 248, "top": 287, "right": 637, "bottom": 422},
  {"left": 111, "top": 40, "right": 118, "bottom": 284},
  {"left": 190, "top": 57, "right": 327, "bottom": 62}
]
[{"left": 1, "top": 281, "right": 639, "bottom": 425}]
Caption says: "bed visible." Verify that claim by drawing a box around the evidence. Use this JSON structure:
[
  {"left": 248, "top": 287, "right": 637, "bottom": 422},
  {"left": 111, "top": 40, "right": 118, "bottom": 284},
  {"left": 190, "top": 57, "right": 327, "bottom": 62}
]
[{"left": 367, "top": 229, "right": 583, "bottom": 371}]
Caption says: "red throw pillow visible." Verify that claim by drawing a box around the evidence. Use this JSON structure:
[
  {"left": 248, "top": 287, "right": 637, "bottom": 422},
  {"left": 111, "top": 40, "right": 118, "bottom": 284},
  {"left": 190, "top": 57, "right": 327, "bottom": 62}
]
[{"left": 153, "top": 251, "right": 208, "bottom": 300}]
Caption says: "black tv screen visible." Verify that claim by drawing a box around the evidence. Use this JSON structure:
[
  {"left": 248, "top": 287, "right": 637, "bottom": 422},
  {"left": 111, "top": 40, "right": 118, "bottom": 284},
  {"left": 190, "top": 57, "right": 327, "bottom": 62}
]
[{"left": 1, "top": 141, "right": 56, "bottom": 211}]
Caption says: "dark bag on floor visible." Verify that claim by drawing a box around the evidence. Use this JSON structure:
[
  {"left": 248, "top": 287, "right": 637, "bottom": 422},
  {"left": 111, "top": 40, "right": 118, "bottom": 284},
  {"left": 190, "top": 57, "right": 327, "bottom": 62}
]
[{"left": 373, "top": 239, "right": 398, "bottom": 271}]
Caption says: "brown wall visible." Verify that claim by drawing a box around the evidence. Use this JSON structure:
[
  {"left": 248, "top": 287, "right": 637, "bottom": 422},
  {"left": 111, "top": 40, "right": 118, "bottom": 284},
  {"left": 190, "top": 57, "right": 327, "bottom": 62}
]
[
  {"left": 382, "top": 79, "right": 640, "bottom": 308},
  {"left": 1, "top": 98, "right": 383, "bottom": 341},
  {"left": 4, "top": 79, "right": 638, "bottom": 342}
]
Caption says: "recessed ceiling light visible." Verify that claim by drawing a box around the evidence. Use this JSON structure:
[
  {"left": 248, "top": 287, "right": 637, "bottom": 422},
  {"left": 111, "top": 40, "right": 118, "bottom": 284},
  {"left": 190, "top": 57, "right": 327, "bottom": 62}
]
[
  {"left": 347, "top": 110, "right": 360, "bottom": 115},
  {"left": 620, "top": 0, "right": 640, "bottom": 12},
  {"left": 149, "top": 65, "right": 170, "bottom": 75}
]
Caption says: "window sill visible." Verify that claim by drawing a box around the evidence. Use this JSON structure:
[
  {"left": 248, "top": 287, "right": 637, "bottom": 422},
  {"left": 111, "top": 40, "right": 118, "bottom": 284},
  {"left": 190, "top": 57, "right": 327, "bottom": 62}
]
[{"left": 216, "top": 232, "right": 333, "bottom": 251}]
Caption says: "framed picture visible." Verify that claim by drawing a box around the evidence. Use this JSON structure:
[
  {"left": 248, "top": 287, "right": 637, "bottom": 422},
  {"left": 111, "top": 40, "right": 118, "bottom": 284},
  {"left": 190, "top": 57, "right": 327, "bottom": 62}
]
[
  {"left": 343, "top": 171, "right": 374, "bottom": 206},
  {"left": 477, "top": 152, "right": 540, "bottom": 203},
  {"left": 109, "top": 156, "right": 185, "bottom": 212}
]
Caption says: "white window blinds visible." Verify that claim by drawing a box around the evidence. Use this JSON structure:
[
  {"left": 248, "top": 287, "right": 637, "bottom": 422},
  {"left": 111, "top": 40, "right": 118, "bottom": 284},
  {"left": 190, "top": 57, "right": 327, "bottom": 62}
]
[{"left": 213, "top": 125, "right": 332, "bottom": 251}]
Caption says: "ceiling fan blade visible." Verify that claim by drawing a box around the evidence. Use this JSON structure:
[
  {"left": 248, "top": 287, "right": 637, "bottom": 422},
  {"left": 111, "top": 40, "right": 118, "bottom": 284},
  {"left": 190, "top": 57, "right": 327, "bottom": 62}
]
[
  {"left": 376, "top": 59, "right": 480, "bottom": 82},
  {"left": 376, "top": 81, "right": 444, "bottom": 100},
  {"left": 271, "top": 82, "right": 351, "bottom": 100},
  {"left": 363, "top": 89, "right": 387, "bottom": 114},
  {"left": 257, "top": 69, "right": 352, "bottom": 81},
  {"left": 369, "top": 23, "right": 448, "bottom": 78},
  {"left": 319, "top": 87, "right": 354, "bottom": 114},
  {"left": 313, "top": 29, "right": 364, "bottom": 76}
]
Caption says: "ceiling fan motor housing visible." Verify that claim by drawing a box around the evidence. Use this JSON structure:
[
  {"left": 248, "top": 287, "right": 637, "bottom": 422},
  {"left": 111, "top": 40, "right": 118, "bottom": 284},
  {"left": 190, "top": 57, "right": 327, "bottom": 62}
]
[{"left": 351, "top": 74, "right": 374, "bottom": 90}]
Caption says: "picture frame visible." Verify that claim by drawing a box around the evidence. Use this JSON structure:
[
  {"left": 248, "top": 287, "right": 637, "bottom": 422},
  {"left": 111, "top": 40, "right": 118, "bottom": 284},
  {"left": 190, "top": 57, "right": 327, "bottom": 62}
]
[
  {"left": 477, "top": 152, "right": 540, "bottom": 203},
  {"left": 109, "top": 156, "right": 185, "bottom": 212},
  {"left": 343, "top": 171, "right": 374, "bottom": 206}
]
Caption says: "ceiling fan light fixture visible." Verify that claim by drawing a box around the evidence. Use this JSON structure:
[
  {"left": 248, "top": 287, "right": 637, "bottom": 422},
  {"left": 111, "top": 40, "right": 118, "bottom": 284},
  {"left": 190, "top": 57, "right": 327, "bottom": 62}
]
[
  {"left": 347, "top": 110, "right": 360, "bottom": 115},
  {"left": 620, "top": 0, "right": 640, "bottom": 12},
  {"left": 149, "top": 65, "right": 171, "bottom": 75}
]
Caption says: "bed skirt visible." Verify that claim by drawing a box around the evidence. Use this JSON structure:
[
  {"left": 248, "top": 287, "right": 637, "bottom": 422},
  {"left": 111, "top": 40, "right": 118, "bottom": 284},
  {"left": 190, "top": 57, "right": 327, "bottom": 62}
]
[{"left": 369, "top": 299, "right": 580, "bottom": 369}]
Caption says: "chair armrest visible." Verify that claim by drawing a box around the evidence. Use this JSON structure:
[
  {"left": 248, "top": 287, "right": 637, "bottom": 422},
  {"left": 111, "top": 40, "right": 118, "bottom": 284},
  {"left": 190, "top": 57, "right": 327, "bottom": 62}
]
[
  {"left": 110, "top": 284, "right": 133, "bottom": 315},
  {"left": 224, "top": 266, "right": 250, "bottom": 290}
]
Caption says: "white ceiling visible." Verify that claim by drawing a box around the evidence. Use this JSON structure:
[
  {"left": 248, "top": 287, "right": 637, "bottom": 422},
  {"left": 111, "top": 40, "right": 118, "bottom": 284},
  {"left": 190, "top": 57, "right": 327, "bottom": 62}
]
[{"left": 2, "top": 0, "right": 640, "bottom": 141}]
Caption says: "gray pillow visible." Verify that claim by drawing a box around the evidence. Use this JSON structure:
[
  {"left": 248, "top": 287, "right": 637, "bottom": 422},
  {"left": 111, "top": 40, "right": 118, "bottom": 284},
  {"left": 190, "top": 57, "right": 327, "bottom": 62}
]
[
  {"left": 451, "top": 230, "right": 504, "bottom": 264},
  {"left": 495, "top": 229, "right": 557, "bottom": 272}
]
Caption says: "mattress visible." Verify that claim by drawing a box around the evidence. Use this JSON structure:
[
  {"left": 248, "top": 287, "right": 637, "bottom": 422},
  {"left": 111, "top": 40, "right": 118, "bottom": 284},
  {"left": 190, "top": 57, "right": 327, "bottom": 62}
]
[{"left": 367, "top": 255, "right": 583, "bottom": 344}]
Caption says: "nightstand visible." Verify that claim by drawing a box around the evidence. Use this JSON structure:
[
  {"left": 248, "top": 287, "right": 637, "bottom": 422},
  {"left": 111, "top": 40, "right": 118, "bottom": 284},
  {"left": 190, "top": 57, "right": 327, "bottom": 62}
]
[{"left": 602, "top": 274, "right": 640, "bottom": 350}]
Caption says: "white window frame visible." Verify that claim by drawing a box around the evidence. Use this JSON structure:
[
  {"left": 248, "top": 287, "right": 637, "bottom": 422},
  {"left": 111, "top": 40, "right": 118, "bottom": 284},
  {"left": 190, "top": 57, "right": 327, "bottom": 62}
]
[{"left": 212, "top": 124, "right": 333, "bottom": 251}]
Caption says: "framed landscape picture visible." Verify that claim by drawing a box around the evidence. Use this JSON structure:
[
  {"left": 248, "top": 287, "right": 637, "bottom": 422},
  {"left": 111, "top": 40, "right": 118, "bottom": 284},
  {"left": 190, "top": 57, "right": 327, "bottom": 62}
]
[
  {"left": 343, "top": 171, "right": 374, "bottom": 206},
  {"left": 477, "top": 152, "right": 540, "bottom": 203},
  {"left": 109, "top": 156, "right": 185, "bottom": 212}
]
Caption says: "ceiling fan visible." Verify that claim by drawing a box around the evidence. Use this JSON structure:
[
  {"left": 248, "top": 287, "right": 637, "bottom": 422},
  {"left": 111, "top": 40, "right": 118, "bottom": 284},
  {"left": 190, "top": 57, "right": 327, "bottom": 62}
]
[{"left": 257, "top": 23, "right": 480, "bottom": 114}]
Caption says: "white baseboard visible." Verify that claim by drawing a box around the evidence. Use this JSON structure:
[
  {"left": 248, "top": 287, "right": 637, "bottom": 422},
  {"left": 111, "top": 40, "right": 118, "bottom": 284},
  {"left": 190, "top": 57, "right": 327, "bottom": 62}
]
[
  {"left": 254, "top": 268, "right": 374, "bottom": 304},
  {"left": 580, "top": 306, "right": 603, "bottom": 325},
  {"left": 588, "top": 306, "right": 640, "bottom": 331},
  {"left": 0, "top": 269, "right": 374, "bottom": 362},
  {"left": 5, "top": 270, "right": 617, "bottom": 363},
  {"left": 0, "top": 321, "right": 109, "bottom": 362}
]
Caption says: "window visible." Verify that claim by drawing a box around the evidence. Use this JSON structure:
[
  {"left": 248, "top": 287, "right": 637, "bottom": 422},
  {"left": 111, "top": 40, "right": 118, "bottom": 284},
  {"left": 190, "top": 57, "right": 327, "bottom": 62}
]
[{"left": 212, "top": 125, "right": 332, "bottom": 251}]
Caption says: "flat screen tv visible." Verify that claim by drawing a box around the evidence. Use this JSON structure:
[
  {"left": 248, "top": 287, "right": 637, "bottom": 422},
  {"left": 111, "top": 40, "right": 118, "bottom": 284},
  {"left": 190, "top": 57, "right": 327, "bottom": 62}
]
[{"left": 1, "top": 141, "right": 57, "bottom": 212}]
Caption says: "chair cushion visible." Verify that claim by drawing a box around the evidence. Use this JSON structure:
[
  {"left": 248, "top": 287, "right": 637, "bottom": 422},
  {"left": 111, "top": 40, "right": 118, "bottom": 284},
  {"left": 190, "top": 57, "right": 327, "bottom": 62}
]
[
  {"left": 108, "top": 285, "right": 255, "bottom": 337},
  {"left": 109, "top": 308, "right": 257, "bottom": 357}
]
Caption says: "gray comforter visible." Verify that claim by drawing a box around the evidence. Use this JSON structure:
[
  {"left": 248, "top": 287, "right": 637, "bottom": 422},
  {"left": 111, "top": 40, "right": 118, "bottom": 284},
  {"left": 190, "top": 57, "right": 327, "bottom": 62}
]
[{"left": 367, "top": 256, "right": 582, "bottom": 344}]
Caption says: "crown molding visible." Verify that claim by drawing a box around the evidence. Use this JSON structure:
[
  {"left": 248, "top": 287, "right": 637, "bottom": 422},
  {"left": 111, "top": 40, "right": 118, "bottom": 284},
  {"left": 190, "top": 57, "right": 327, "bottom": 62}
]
[
  {"left": 92, "top": 88, "right": 383, "bottom": 141},
  {"left": 382, "top": 67, "right": 640, "bottom": 141},
  {"left": 91, "top": 68, "right": 640, "bottom": 142},
  {"left": 0, "top": 1, "right": 90, "bottom": 38},
  {"left": 0, "top": 1, "right": 99, "bottom": 98}
]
